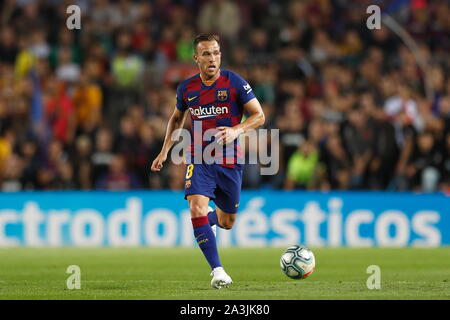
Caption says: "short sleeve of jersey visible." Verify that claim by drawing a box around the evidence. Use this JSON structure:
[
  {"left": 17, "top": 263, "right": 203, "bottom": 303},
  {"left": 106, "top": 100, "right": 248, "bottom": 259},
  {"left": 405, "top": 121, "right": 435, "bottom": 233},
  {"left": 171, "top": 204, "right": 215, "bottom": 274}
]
[
  {"left": 176, "top": 84, "right": 186, "bottom": 111},
  {"left": 234, "top": 73, "right": 256, "bottom": 105}
]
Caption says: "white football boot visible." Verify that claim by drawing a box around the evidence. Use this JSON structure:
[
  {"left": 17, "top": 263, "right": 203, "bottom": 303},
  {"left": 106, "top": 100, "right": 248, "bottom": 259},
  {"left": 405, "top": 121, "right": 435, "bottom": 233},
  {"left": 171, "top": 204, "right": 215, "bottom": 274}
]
[
  {"left": 210, "top": 267, "right": 233, "bottom": 289},
  {"left": 207, "top": 206, "right": 217, "bottom": 237}
]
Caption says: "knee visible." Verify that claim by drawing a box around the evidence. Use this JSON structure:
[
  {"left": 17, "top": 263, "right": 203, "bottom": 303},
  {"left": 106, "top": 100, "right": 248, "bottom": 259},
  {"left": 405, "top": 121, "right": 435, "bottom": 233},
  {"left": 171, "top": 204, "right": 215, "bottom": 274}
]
[
  {"left": 220, "top": 215, "right": 236, "bottom": 230},
  {"left": 190, "top": 203, "right": 208, "bottom": 218},
  {"left": 222, "top": 223, "right": 233, "bottom": 230}
]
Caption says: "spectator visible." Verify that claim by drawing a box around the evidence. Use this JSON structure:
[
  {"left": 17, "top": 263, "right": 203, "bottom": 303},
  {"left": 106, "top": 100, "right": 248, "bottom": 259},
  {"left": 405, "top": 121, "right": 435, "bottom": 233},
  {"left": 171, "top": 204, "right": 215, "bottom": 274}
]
[
  {"left": 114, "top": 115, "right": 139, "bottom": 167},
  {"left": 109, "top": 29, "right": 144, "bottom": 128},
  {"left": 157, "top": 27, "right": 177, "bottom": 62},
  {"left": 18, "top": 139, "right": 40, "bottom": 190},
  {"left": 36, "top": 139, "right": 67, "bottom": 190},
  {"left": 91, "top": 127, "right": 114, "bottom": 183},
  {"left": 176, "top": 27, "right": 195, "bottom": 63},
  {"left": 28, "top": 30, "right": 50, "bottom": 60},
  {"left": 43, "top": 76, "right": 76, "bottom": 144},
  {"left": 342, "top": 106, "right": 375, "bottom": 189},
  {"left": 1, "top": 154, "right": 24, "bottom": 192},
  {"left": 53, "top": 161, "right": 77, "bottom": 190},
  {"left": 90, "top": 0, "right": 116, "bottom": 34},
  {"left": 72, "top": 70, "right": 103, "bottom": 129},
  {"left": 0, "top": 27, "right": 18, "bottom": 64},
  {"left": 0, "top": 128, "right": 14, "bottom": 175},
  {"left": 110, "top": 0, "right": 141, "bottom": 29},
  {"left": 277, "top": 98, "right": 306, "bottom": 170},
  {"left": 322, "top": 135, "right": 351, "bottom": 190},
  {"left": 284, "top": 140, "right": 326, "bottom": 190},
  {"left": 111, "top": 30, "right": 144, "bottom": 88},
  {"left": 440, "top": 132, "right": 450, "bottom": 192},
  {"left": 406, "top": 131, "right": 443, "bottom": 192},
  {"left": 134, "top": 121, "right": 160, "bottom": 187},
  {"left": 95, "top": 154, "right": 141, "bottom": 190},
  {"left": 384, "top": 84, "right": 424, "bottom": 138},
  {"left": 49, "top": 28, "right": 80, "bottom": 69},
  {"left": 198, "top": 0, "right": 241, "bottom": 43}
]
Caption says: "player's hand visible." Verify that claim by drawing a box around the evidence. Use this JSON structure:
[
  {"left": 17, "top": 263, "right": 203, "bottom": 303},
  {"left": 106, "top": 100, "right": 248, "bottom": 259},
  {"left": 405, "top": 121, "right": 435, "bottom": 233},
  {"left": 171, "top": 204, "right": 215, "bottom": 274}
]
[
  {"left": 214, "top": 126, "right": 242, "bottom": 145},
  {"left": 151, "top": 153, "right": 167, "bottom": 172}
]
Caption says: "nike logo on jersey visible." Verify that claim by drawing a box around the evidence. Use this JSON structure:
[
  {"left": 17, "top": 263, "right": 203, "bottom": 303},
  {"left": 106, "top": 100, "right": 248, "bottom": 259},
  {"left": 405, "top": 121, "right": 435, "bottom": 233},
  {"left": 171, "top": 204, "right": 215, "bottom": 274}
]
[{"left": 188, "top": 96, "right": 197, "bottom": 101}]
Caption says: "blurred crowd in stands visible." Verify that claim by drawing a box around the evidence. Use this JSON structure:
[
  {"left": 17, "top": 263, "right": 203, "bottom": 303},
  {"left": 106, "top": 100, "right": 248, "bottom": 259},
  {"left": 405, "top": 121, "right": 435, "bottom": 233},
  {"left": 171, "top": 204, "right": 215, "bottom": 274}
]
[{"left": 0, "top": 0, "right": 449, "bottom": 192}]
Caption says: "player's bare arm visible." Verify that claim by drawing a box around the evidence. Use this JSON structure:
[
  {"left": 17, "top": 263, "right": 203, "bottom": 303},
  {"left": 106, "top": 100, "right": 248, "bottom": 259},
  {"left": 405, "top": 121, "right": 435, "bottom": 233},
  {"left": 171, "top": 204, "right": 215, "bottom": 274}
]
[
  {"left": 215, "top": 97, "right": 265, "bottom": 145},
  {"left": 150, "top": 108, "right": 187, "bottom": 172}
]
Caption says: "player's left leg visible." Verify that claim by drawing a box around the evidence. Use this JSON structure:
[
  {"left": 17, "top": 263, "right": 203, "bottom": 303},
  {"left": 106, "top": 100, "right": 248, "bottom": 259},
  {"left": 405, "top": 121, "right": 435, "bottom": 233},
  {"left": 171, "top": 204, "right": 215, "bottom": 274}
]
[
  {"left": 206, "top": 206, "right": 235, "bottom": 239},
  {"left": 206, "top": 206, "right": 234, "bottom": 237},
  {"left": 207, "top": 205, "right": 236, "bottom": 230},
  {"left": 213, "top": 206, "right": 236, "bottom": 229}
]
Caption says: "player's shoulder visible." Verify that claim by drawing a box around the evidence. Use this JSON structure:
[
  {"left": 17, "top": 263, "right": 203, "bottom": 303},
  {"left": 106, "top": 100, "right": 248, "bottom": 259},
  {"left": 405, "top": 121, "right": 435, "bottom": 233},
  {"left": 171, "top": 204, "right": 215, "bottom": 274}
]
[
  {"left": 220, "top": 69, "right": 247, "bottom": 83},
  {"left": 177, "top": 73, "right": 201, "bottom": 91},
  {"left": 222, "top": 69, "right": 255, "bottom": 103},
  {"left": 220, "top": 69, "right": 251, "bottom": 92}
]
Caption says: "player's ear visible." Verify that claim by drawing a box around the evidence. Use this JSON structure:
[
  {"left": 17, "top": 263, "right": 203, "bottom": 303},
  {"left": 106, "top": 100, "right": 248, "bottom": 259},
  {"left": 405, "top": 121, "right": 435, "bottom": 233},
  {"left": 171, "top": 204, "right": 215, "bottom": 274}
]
[{"left": 193, "top": 45, "right": 198, "bottom": 63}]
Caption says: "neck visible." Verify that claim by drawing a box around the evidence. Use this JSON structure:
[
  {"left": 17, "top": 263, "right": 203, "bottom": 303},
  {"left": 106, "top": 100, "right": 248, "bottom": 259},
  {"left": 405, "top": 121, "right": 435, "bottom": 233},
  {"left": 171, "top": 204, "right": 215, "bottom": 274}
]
[{"left": 200, "top": 69, "right": 220, "bottom": 85}]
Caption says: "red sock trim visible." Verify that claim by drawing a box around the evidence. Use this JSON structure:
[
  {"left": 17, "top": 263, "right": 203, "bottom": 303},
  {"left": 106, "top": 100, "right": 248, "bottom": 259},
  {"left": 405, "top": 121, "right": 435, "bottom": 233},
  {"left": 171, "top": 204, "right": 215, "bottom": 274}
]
[{"left": 191, "top": 216, "right": 209, "bottom": 228}]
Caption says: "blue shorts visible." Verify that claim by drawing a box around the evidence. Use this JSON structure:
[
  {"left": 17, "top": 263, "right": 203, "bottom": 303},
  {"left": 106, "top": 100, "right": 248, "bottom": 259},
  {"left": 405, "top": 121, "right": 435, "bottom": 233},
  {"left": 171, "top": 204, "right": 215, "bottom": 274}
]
[{"left": 184, "top": 163, "right": 244, "bottom": 213}]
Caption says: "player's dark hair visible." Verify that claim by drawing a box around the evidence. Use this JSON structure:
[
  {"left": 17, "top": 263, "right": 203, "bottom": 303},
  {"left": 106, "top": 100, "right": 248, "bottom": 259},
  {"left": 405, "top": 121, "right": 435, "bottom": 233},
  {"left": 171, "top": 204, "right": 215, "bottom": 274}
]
[{"left": 193, "top": 33, "right": 220, "bottom": 52}]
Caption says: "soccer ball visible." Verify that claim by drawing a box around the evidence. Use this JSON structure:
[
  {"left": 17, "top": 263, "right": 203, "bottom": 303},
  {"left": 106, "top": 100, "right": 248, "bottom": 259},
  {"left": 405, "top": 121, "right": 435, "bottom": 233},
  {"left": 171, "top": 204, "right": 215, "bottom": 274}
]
[{"left": 280, "top": 245, "right": 315, "bottom": 279}]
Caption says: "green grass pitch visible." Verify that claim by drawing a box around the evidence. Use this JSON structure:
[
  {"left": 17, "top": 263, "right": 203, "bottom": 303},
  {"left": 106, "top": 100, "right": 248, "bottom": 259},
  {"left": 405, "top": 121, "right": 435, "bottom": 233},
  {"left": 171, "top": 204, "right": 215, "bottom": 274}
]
[{"left": 0, "top": 247, "right": 449, "bottom": 300}]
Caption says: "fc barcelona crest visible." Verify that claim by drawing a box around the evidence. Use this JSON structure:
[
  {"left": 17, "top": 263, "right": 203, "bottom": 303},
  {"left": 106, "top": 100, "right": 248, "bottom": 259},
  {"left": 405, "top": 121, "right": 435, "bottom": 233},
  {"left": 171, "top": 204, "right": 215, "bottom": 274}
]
[
  {"left": 217, "top": 90, "right": 228, "bottom": 101},
  {"left": 185, "top": 180, "right": 191, "bottom": 188}
]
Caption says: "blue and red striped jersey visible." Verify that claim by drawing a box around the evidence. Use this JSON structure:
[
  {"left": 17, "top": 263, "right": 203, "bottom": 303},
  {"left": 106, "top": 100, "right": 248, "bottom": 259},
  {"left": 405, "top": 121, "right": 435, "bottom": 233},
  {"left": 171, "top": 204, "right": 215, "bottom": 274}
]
[{"left": 176, "top": 69, "right": 256, "bottom": 168}]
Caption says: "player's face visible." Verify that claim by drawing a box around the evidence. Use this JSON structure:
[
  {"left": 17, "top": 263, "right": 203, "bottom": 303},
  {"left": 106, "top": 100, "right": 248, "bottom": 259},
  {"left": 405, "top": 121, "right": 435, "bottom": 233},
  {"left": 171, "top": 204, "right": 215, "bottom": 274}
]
[{"left": 194, "top": 40, "right": 221, "bottom": 79}]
